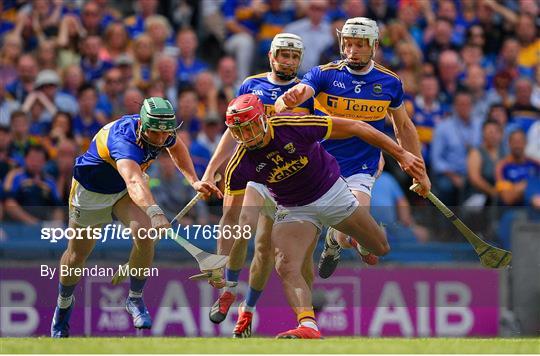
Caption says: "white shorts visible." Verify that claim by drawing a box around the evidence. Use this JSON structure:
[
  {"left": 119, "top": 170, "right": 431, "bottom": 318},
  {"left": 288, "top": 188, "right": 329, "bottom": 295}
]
[
  {"left": 274, "top": 178, "right": 359, "bottom": 230},
  {"left": 69, "top": 179, "right": 127, "bottom": 227},
  {"left": 246, "top": 181, "right": 277, "bottom": 219},
  {"left": 344, "top": 173, "right": 376, "bottom": 197}
]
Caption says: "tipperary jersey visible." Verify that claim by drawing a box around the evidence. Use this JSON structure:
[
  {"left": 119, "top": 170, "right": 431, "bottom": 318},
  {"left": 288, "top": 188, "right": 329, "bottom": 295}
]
[
  {"left": 302, "top": 60, "right": 404, "bottom": 177},
  {"left": 238, "top": 72, "right": 314, "bottom": 116},
  {"left": 225, "top": 116, "right": 340, "bottom": 206},
  {"left": 73, "top": 115, "right": 176, "bottom": 194}
]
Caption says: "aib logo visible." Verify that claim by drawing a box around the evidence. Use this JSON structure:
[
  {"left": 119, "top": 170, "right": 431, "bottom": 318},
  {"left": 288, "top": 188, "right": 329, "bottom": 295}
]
[{"left": 327, "top": 95, "right": 339, "bottom": 108}]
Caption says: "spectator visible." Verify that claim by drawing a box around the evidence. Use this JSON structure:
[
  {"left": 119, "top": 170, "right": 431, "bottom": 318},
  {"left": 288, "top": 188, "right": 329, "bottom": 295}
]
[
  {"left": 36, "top": 39, "right": 58, "bottom": 71},
  {"left": 508, "top": 78, "right": 539, "bottom": 133},
  {"left": 122, "top": 87, "right": 144, "bottom": 116},
  {"left": 56, "top": 15, "right": 84, "bottom": 69},
  {"left": 73, "top": 84, "right": 105, "bottom": 151},
  {"left": 124, "top": 0, "right": 159, "bottom": 39},
  {"left": 497, "top": 38, "right": 533, "bottom": 80},
  {"left": 96, "top": 67, "right": 126, "bottom": 120},
  {"left": 284, "top": 0, "right": 333, "bottom": 75},
  {"left": 366, "top": 0, "right": 396, "bottom": 24},
  {"left": 432, "top": 90, "right": 482, "bottom": 205},
  {"left": 436, "top": 49, "right": 462, "bottom": 111},
  {"left": 462, "top": 64, "right": 489, "bottom": 121},
  {"left": 525, "top": 120, "right": 540, "bottom": 161},
  {"left": 115, "top": 54, "right": 134, "bottom": 87},
  {"left": 532, "top": 65, "right": 540, "bottom": 109},
  {"left": 371, "top": 171, "right": 430, "bottom": 243},
  {"left": 131, "top": 33, "right": 157, "bottom": 90},
  {"left": 396, "top": 1, "right": 424, "bottom": 48},
  {"left": 0, "top": 82, "right": 20, "bottom": 127},
  {"left": 222, "top": 0, "right": 262, "bottom": 80},
  {"left": 176, "top": 87, "right": 201, "bottom": 139},
  {"left": 6, "top": 54, "right": 39, "bottom": 103},
  {"left": 80, "top": 0, "right": 108, "bottom": 36},
  {"left": 257, "top": 0, "right": 296, "bottom": 59},
  {"left": 156, "top": 55, "right": 179, "bottom": 108},
  {"left": 53, "top": 139, "right": 77, "bottom": 204},
  {"left": 485, "top": 70, "right": 514, "bottom": 109},
  {"left": 0, "top": 126, "right": 14, "bottom": 182},
  {"left": 41, "top": 111, "right": 75, "bottom": 162},
  {"left": 515, "top": 14, "right": 539, "bottom": 69},
  {"left": 424, "top": 17, "right": 459, "bottom": 65},
  {"left": 150, "top": 153, "right": 209, "bottom": 225},
  {"left": 144, "top": 15, "right": 174, "bottom": 56},
  {"left": 80, "top": 35, "right": 113, "bottom": 83},
  {"left": 190, "top": 113, "right": 224, "bottom": 177},
  {"left": 194, "top": 71, "right": 219, "bottom": 120},
  {"left": 495, "top": 129, "right": 540, "bottom": 206},
  {"left": 7, "top": 111, "right": 39, "bottom": 167},
  {"left": 395, "top": 41, "right": 422, "bottom": 90},
  {"left": 60, "top": 64, "right": 84, "bottom": 100},
  {"left": 32, "top": 69, "right": 79, "bottom": 117},
  {"left": 3, "top": 144, "right": 62, "bottom": 224},
  {"left": 216, "top": 56, "right": 238, "bottom": 103},
  {"left": 99, "top": 22, "right": 130, "bottom": 63},
  {"left": 467, "top": 120, "right": 503, "bottom": 205},
  {"left": 176, "top": 28, "right": 209, "bottom": 86},
  {"left": 413, "top": 75, "right": 445, "bottom": 166},
  {"left": 0, "top": 32, "right": 23, "bottom": 85}
]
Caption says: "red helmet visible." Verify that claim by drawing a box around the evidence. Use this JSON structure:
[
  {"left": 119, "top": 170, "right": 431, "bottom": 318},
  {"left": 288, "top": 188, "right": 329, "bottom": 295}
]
[{"left": 225, "top": 94, "right": 268, "bottom": 148}]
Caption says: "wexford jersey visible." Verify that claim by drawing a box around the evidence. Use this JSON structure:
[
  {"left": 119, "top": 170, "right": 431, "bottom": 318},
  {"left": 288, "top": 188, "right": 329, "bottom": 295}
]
[
  {"left": 225, "top": 116, "right": 340, "bottom": 206},
  {"left": 73, "top": 115, "right": 176, "bottom": 194},
  {"left": 302, "top": 60, "right": 404, "bottom": 177},
  {"left": 238, "top": 72, "right": 314, "bottom": 116}
]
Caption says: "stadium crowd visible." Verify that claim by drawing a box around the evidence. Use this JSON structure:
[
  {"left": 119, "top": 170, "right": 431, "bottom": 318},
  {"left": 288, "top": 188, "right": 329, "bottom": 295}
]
[{"left": 0, "top": 0, "right": 539, "bottom": 247}]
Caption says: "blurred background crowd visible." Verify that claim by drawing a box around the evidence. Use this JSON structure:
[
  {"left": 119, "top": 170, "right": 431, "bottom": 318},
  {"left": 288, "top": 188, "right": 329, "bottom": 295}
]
[{"left": 0, "top": 0, "right": 538, "bottom": 250}]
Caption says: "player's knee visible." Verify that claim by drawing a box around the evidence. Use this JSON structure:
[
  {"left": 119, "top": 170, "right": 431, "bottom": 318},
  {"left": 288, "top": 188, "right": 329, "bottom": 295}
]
[
  {"left": 66, "top": 249, "right": 90, "bottom": 266},
  {"left": 274, "top": 252, "right": 300, "bottom": 280}
]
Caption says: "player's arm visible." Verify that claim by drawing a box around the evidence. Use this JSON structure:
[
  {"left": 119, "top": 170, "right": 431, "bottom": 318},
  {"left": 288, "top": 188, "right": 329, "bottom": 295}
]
[
  {"left": 167, "top": 139, "right": 222, "bottom": 198},
  {"left": 116, "top": 158, "right": 169, "bottom": 229},
  {"left": 274, "top": 84, "right": 314, "bottom": 113},
  {"left": 388, "top": 105, "right": 431, "bottom": 196},
  {"left": 201, "top": 129, "right": 237, "bottom": 182},
  {"left": 329, "top": 117, "right": 426, "bottom": 182}
]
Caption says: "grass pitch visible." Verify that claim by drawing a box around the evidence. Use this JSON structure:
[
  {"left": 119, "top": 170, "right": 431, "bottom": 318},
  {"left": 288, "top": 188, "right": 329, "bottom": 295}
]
[{"left": 1, "top": 337, "right": 538, "bottom": 354}]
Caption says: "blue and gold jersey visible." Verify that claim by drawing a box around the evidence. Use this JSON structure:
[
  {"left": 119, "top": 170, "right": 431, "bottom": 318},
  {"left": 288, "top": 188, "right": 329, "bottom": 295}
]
[
  {"left": 302, "top": 60, "right": 404, "bottom": 177},
  {"left": 238, "top": 72, "right": 314, "bottom": 116},
  {"left": 73, "top": 115, "right": 176, "bottom": 194}
]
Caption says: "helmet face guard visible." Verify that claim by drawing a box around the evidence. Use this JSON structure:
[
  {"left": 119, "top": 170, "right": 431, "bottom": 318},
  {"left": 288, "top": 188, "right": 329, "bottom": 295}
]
[
  {"left": 139, "top": 97, "right": 181, "bottom": 148},
  {"left": 270, "top": 33, "right": 304, "bottom": 81},
  {"left": 225, "top": 94, "right": 268, "bottom": 150},
  {"left": 337, "top": 17, "right": 379, "bottom": 70}
]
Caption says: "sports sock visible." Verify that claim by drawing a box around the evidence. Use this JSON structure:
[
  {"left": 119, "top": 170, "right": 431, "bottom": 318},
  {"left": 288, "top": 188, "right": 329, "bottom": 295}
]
[
  {"left": 225, "top": 268, "right": 240, "bottom": 294},
  {"left": 245, "top": 287, "right": 262, "bottom": 310},
  {"left": 57, "top": 283, "right": 75, "bottom": 308},
  {"left": 297, "top": 310, "right": 318, "bottom": 331},
  {"left": 327, "top": 228, "right": 339, "bottom": 247},
  {"left": 129, "top": 276, "right": 147, "bottom": 298}
]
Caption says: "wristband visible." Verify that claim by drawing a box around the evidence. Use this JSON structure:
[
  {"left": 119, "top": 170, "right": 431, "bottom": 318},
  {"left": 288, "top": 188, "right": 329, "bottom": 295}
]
[{"left": 146, "top": 205, "right": 164, "bottom": 219}]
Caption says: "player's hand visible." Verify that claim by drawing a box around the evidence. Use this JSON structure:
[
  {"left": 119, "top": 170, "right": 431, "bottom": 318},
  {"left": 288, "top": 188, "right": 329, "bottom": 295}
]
[
  {"left": 150, "top": 213, "right": 171, "bottom": 230},
  {"left": 411, "top": 176, "right": 431, "bottom": 198},
  {"left": 277, "top": 86, "right": 307, "bottom": 112},
  {"left": 192, "top": 180, "right": 223, "bottom": 199},
  {"left": 398, "top": 151, "right": 426, "bottom": 186}
]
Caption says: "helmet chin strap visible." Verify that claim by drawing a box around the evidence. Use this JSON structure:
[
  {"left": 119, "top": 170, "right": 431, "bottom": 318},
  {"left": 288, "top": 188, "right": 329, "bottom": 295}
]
[{"left": 271, "top": 60, "right": 297, "bottom": 81}]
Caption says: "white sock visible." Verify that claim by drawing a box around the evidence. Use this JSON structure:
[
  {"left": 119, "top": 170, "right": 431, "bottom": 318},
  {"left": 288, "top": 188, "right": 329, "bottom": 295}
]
[
  {"left": 225, "top": 285, "right": 237, "bottom": 295},
  {"left": 243, "top": 303, "right": 255, "bottom": 313},
  {"left": 129, "top": 290, "right": 143, "bottom": 298},
  {"left": 57, "top": 295, "right": 73, "bottom": 309},
  {"left": 300, "top": 320, "right": 318, "bottom": 331}
]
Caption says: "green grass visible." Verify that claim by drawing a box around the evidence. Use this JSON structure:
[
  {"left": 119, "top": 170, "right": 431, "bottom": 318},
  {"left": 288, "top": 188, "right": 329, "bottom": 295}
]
[{"left": 1, "top": 337, "right": 539, "bottom": 354}]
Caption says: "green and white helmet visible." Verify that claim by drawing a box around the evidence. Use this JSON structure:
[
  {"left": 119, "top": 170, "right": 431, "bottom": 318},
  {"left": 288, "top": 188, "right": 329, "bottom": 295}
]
[{"left": 140, "top": 97, "right": 177, "bottom": 132}]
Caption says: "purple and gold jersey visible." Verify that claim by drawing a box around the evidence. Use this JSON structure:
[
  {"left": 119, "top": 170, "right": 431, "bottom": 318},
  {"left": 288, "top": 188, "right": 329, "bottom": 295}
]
[
  {"left": 301, "top": 60, "right": 404, "bottom": 177},
  {"left": 73, "top": 115, "right": 176, "bottom": 194},
  {"left": 225, "top": 116, "right": 340, "bottom": 206},
  {"left": 238, "top": 72, "right": 314, "bottom": 116}
]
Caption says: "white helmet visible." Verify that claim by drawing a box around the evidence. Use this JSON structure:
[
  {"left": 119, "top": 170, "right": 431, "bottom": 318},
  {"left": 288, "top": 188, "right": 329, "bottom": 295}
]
[
  {"left": 337, "top": 17, "right": 379, "bottom": 69},
  {"left": 269, "top": 33, "right": 304, "bottom": 80}
]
